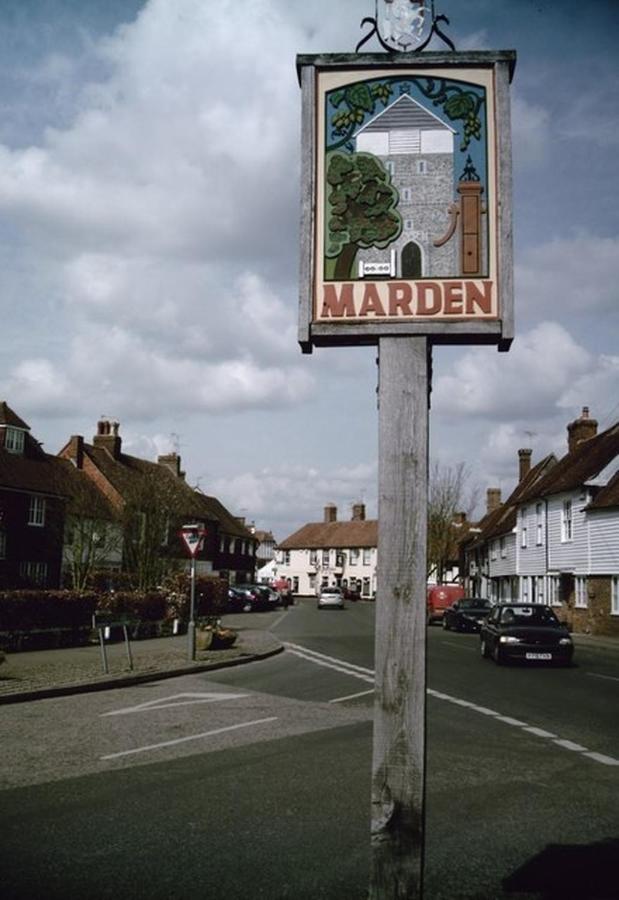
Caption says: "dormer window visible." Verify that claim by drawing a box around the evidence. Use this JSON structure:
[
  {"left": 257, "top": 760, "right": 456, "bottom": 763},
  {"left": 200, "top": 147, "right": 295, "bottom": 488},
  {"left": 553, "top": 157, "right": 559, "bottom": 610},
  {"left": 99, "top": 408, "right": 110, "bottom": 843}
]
[{"left": 4, "top": 427, "right": 25, "bottom": 455}]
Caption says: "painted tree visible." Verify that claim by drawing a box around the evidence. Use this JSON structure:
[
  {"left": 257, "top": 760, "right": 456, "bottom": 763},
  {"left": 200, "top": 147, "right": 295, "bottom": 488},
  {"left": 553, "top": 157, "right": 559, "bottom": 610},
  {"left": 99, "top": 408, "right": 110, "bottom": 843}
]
[{"left": 326, "top": 151, "right": 402, "bottom": 280}]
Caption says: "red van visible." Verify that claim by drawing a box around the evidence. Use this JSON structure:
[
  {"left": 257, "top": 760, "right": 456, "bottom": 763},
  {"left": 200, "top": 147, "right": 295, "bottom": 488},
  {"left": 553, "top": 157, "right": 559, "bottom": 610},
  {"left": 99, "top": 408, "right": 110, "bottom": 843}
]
[{"left": 427, "top": 584, "right": 465, "bottom": 625}]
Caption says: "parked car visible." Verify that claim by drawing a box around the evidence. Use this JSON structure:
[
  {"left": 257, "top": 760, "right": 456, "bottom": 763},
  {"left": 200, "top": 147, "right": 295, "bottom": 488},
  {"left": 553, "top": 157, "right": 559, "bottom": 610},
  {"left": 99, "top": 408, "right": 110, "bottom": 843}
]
[
  {"left": 317, "top": 586, "right": 344, "bottom": 610},
  {"left": 443, "top": 597, "right": 492, "bottom": 633},
  {"left": 227, "top": 585, "right": 281, "bottom": 613},
  {"left": 427, "top": 584, "right": 465, "bottom": 625},
  {"left": 480, "top": 604, "right": 574, "bottom": 666}
]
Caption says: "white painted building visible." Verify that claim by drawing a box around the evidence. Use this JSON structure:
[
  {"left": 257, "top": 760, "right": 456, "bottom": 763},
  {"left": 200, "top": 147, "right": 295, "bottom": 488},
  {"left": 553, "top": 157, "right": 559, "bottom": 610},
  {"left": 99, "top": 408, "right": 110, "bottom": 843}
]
[{"left": 276, "top": 503, "right": 377, "bottom": 598}]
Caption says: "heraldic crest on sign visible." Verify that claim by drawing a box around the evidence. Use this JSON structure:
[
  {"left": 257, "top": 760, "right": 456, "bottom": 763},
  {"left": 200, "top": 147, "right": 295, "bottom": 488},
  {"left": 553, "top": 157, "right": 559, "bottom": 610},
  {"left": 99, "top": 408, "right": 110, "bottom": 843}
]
[{"left": 357, "top": 1, "right": 456, "bottom": 54}]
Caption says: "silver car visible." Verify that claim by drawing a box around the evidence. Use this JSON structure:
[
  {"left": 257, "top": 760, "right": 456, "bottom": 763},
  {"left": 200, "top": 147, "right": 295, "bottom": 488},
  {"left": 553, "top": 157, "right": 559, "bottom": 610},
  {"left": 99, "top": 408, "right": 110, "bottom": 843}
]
[{"left": 317, "top": 586, "right": 344, "bottom": 609}]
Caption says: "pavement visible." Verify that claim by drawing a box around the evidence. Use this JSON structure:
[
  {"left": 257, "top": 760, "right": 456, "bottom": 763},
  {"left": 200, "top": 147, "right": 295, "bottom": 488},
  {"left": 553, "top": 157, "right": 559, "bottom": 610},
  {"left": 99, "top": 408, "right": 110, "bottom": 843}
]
[{"left": 0, "top": 626, "right": 284, "bottom": 705}]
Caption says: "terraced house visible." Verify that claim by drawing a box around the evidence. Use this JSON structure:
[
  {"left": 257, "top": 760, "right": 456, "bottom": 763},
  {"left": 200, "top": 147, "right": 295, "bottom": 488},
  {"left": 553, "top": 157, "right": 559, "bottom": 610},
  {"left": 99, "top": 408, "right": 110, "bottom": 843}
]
[
  {"left": 462, "top": 408, "right": 619, "bottom": 636},
  {"left": 277, "top": 503, "right": 377, "bottom": 598}
]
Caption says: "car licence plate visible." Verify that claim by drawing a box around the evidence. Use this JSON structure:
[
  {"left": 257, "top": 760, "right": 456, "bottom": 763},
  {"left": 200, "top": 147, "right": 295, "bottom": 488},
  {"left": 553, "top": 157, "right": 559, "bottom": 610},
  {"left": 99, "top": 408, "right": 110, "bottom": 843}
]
[{"left": 526, "top": 652, "right": 552, "bottom": 660}]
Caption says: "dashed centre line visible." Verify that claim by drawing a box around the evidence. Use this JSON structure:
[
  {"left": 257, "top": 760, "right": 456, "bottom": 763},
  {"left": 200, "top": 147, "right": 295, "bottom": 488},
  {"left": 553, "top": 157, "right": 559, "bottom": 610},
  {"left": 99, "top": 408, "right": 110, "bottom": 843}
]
[{"left": 285, "top": 642, "right": 619, "bottom": 767}]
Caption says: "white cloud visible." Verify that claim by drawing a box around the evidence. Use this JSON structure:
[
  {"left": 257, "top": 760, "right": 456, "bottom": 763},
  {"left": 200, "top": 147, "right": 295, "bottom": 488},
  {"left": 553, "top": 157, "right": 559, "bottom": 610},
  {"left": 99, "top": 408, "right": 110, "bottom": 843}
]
[
  {"left": 516, "top": 234, "right": 619, "bottom": 317},
  {"left": 511, "top": 91, "right": 552, "bottom": 166},
  {"left": 433, "top": 322, "right": 608, "bottom": 422},
  {"left": 210, "top": 461, "right": 378, "bottom": 539}
]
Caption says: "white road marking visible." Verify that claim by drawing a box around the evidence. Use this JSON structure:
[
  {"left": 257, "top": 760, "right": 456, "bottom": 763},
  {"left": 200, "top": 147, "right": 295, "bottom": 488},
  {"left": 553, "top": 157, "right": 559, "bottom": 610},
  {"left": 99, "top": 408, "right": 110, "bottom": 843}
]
[
  {"left": 329, "top": 689, "right": 374, "bottom": 704},
  {"left": 100, "top": 717, "right": 278, "bottom": 761},
  {"left": 286, "top": 642, "right": 619, "bottom": 768},
  {"left": 101, "top": 692, "right": 250, "bottom": 717},
  {"left": 586, "top": 672, "right": 619, "bottom": 683}
]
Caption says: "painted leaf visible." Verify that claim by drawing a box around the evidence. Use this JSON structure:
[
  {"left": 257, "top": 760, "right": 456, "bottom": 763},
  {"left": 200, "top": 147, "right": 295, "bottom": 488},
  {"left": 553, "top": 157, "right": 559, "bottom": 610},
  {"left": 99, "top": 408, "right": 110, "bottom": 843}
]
[{"left": 345, "top": 83, "right": 374, "bottom": 114}]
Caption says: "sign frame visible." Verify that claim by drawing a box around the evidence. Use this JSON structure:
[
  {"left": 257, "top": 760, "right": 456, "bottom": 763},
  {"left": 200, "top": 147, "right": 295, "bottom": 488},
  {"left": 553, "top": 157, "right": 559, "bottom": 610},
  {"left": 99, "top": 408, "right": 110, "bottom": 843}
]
[
  {"left": 179, "top": 524, "right": 206, "bottom": 558},
  {"left": 297, "top": 51, "right": 516, "bottom": 353}
]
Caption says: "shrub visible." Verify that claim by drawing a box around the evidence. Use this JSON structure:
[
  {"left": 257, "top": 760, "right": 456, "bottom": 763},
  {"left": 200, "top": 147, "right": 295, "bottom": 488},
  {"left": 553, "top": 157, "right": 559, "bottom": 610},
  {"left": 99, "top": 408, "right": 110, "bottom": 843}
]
[
  {"left": 161, "top": 573, "right": 228, "bottom": 621},
  {"left": 0, "top": 590, "right": 99, "bottom": 632}
]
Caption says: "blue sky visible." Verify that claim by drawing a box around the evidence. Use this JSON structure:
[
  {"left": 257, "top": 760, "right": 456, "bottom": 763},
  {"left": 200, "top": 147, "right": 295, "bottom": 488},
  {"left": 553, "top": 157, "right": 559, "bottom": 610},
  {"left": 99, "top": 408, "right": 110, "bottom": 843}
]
[{"left": 1, "top": 0, "right": 618, "bottom": 539}]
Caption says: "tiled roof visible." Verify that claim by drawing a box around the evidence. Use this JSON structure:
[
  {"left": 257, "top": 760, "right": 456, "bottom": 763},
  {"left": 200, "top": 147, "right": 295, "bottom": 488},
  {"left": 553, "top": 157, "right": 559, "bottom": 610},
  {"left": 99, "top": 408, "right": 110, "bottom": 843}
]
[
  {"left": 84, "top": 444, "right": 211, "bottom": 519},
  {"left": 0, "top": 448, "right": 115, "bottom": 520},
  {"left": 279, "top": 519, "right": 378, "bottom": 550},
  {"left": 481, "top": 454, "right": 558, "bottom": 540},
  {"left": 588, "top": 469, "right": 619, "bottom": 510},
  {"left": 0, "top": 401, "right": 30, "bottom": 430},
  {"left": 196, "top": 494, "right": 257, "bottom": 540},
  {"left": 518, "top": 422, "right": 619, "bottom": 501}
]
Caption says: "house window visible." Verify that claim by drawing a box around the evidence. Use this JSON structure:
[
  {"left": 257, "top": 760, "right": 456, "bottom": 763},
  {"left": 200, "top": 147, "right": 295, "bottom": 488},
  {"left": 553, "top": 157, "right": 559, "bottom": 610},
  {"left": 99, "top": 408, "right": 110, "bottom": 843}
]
[
  {"left": 500, "top": 537, "right": 506, "bottom": 559},
  {"left": 536, "top": 576, "right": 545, "bottom": 604},
  {"left": 491, "top": 541, "right": 497, "bottom": 561},
  {"left": 349, "top": 548, "right": 360, "bottom": 565},
  {"left": 547, "top": 575, "right": 561, "bottom": 607},
  {"left": 521, "top": 577, "right": 529, "bottom": 602},
  {"left": 362, "top": 577, "right": 371, "bottom": 597},
  {"left": 28, "top": 496, "right": 46, "bottom": 527},
  {"left": 292, "top": 577, "right": 299, "bottom": 593},
  {"left": 5, "top": 427, "right": 25, "bottom": 454},
  {"left": 612, "top": 577, "right": 619, "bottom": 615},
  {"left": 309, "top": 550, "right": 317, "bottom": 566},
  {"left": 363, "top": 548, "right": 371, "bottom": 565},
  {"left": 536, "top": 503, "right": 544, "bottom": 545},
  {"left": 283, "top": 550, "right": 291, "bottom": 566},
  {"left": 19, "top": 561, "right": 47, "bottom": 585},
  {"left": 575, "top": 576, "right": 588, "bottom": 609},
  {"left": 322, "top": 549, "right": 330, "bottom": 566},
  {"left": 0, "top": 530, "right": 6, "bottom": 559},
  {"left": 561, "top": 500, "right": 573, "bottom": 541},
  {"left": 309, "top": 574, "right": 316, "bottom": 590},
  {"left": 521, "top": 508, "right": 528, "bottom": 548}
]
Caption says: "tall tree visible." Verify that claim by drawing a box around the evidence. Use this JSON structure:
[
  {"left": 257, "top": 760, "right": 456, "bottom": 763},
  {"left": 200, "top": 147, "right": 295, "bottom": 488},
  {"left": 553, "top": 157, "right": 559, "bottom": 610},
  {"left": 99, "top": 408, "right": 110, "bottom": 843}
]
[
  {"left": 326, "top": 151, "right": 402, "bottom": 280},
  {"left": 427, "top": 461, "right": 479, "bottom": 583}
]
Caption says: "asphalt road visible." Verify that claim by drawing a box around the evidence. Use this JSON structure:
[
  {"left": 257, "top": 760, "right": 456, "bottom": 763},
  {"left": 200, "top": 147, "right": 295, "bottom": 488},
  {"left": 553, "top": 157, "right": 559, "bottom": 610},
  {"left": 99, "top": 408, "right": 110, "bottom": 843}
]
[{"left": 1, "top": 600, "right": 618, "bottom": 899}]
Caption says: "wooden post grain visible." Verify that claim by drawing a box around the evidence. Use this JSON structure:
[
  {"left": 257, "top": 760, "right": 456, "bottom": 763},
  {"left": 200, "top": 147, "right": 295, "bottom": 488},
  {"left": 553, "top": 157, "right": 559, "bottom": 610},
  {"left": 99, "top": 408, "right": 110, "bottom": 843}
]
[{"left": 370, "top": 335, "right": 429, "bottom": 899}]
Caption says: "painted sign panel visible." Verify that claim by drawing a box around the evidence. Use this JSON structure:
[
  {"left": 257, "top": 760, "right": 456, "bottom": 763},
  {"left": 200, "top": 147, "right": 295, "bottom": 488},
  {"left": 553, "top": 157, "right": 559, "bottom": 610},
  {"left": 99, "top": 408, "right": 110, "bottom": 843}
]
[{"left": 297, "top": 52, "right": 516, "bottom": 351}]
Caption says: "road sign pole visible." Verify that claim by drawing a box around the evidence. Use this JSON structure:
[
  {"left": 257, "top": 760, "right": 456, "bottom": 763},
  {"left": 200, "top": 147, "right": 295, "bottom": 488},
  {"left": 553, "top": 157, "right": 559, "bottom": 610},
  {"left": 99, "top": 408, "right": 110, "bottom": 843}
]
[
  {"left": 187, "top": 554, "right": 196, "bottom": 662},
  {"left": 370, "top": 335, "right": 429, "bottom": 899}
]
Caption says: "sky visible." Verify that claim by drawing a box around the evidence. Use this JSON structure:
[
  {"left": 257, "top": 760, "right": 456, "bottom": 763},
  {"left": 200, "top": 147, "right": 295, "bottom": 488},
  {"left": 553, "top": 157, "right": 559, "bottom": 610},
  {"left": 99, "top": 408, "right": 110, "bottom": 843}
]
[{"left": 1, "top": 0, "right": 618, "bottom": 541}]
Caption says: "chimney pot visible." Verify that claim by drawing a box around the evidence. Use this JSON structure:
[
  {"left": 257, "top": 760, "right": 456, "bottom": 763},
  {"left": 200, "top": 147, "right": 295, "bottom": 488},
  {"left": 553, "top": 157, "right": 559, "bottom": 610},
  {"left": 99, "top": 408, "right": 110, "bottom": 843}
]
[
  {"left": 518, "top": 448, "right": 532, "bottom": 482},
  {"left": 352, "top": 502, "right": 366, "bottom": 521},
  {"left": 324, "top": 503, "right": 337, "bottom": 523},
  {"left": 486, "top": 488, "right": 502, "bottom": 513},
  {"left": 567, "top": 407, "right": 598, "bottom": 453},
  {"left": 93, "top": 419, "right": 122, "bottom": 460}
]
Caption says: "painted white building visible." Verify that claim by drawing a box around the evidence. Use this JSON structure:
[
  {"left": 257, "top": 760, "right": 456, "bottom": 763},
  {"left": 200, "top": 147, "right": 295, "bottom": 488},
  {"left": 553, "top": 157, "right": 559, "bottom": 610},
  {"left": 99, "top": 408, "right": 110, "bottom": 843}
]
[{"left": 276, "top": 503, "right": 377, "bottom": 599}]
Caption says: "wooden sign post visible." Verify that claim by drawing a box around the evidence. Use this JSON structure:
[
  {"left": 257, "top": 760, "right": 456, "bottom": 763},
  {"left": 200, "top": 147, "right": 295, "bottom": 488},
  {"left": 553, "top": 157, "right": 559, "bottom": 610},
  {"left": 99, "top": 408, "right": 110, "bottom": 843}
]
[
  {"left": 296, "top": 49, "right": 515, "bottom": 897},
  {"left": 371, "top": 335, "right": 429, "bottom": 897}
]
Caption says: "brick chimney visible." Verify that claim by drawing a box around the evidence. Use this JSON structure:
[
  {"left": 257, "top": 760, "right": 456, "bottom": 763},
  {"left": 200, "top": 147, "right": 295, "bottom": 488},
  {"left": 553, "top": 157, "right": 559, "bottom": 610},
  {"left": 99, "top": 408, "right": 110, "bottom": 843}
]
[
  {"left": 567, "top": 406, "right": 598, "bottom": 453},
  {"left": 67, "top": 435, "right": 84, "bottom": 469},
  {"left": 518, "top": 448, "right": 532, "bottom": 482},
  {"left": 452, "top": 511, "right": 467, "bottom": 527},
  {"left": 158, "top": 452, "right": 185, "bottom": 480},
  {"left": 93, "top": 419, "right": 122, "bottom": 460},
  {"left": 324, "top": 503, "right": 337, "bottom": 523},
  {"left": 351, "top": 502, "right": 366, "bottom": 521},
  {"left": 486, "top": 488, "right": 501, "bottom": 514}
]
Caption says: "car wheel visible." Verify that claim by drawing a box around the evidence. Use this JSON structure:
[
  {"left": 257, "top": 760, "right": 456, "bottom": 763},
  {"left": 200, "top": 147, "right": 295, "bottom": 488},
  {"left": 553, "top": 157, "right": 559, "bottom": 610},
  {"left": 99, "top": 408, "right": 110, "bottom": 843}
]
[
  {"left": 480, "top": 637, "right": 490, "bottom": 659},
  {"left": 492, "top": 642, "right": 503, "bottom": 665},
  {"left": 442, "top": 617, "right": 449, "bottom": 631},
  {"left": 242, "top": 602, "right": 252, "bottom": 613}
]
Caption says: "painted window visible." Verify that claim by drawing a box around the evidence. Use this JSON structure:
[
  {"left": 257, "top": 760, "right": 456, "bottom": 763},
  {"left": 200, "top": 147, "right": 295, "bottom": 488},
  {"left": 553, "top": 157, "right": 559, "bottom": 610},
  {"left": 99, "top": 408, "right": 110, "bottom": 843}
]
[
  {"left": 4, "top": 427, "right": 25, "bottom": 454},
  {"left": 575, "top": 576, "right": 588, "bottom": 608},
  {"left": 401, "top": 241, "right": 422, "bottom": 278},
  {"left": 612, "top": 577, "right": 619, "bottom": 615},
  {"left": 401, "top": 187, "right": 412, "bottom": 202},
  {"left": 561, "top": 500, "right": 573, "bottom": 541},
  {"left": 416, "top": 160, "right": 428, "bottom": 174},
  {"left": 385, "top": 160, "right": 395, "bottom": 177},
  {"left": 28, "top": 496, "right": 46, "bottom": 527}
]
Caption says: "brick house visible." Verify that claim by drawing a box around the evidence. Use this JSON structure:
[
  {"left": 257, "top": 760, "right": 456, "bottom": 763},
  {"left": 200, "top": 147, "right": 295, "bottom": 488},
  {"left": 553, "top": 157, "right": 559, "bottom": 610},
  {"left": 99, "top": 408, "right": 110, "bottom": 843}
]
[
  {"left": 0, "top": 402, "right": 118, "bottom": 588},
  {"left": 277, "top": 503, "right": 377, "bottom": 598},
  {"left": 58, "top": 419, "right": 257, "bottom": 585}
]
